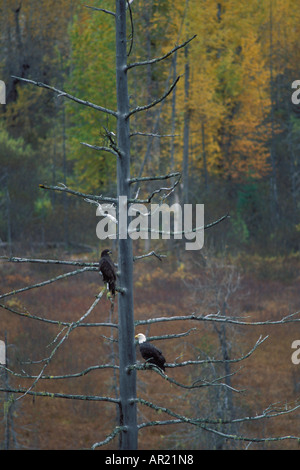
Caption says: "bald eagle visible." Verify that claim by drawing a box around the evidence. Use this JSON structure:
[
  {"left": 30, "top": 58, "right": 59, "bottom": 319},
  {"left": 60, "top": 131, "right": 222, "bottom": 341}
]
[
  {"left": 135, "top": 333, "right": 166, "bottom": 372},
  {"left": 99, "top": 249, "right": 116, "bottom": 296}
]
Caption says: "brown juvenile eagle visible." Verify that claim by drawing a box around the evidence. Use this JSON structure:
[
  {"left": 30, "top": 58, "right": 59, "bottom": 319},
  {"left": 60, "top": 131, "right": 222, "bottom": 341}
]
[
  {"left": 99, "top": 249, "right": 116, "bottom": 296},
  {"left": 135, "top": 333, "right": 166, "bottom": 372}
]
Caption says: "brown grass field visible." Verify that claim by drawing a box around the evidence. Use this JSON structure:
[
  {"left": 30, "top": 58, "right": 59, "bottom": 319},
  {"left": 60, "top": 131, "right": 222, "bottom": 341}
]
[{"left": 0, "top": 248, "right": 299, "bottom": 450}]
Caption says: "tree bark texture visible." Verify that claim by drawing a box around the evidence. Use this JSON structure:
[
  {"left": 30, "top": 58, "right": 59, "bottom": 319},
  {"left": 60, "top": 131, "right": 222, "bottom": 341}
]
[{"left": 115, "top": 0, "right": 138, "bottom": 450}]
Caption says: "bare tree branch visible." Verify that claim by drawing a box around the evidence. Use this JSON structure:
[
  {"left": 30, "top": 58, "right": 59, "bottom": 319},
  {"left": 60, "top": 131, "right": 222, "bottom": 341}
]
[
  {"left": 124, "top": 212, "right": 229, "bottom": 234},
  {"left": 2, "top": 252, "right": 166, "bottom": 266},
  {"left": 0, "top": 387, "right": 120, "bottom": 403},
  {"left": 84, "top": 5, "right": 116, "bottom": 16},
  {"left": 126, "top": 76, "right": 181, "bottom": 118},
  {"left": 129, "top": 171, "right": 181, "bottom": 184},
  {"left": 0, "top": 256, "right": 98, "bottom": 268},
  {"left": 130, "top": 131, "right": 179, "bottom": 138},
  {"left": 133, "top": 336, "right": 267, "bottom": 373},
  {"left": 131, "top": 173, "right": 181, "bottom": 205},
  {"left": 204, "top": 213, "right": 230, "bottom": 230},
  {"left": 15, "top": 289, "right": 106, "bottom": 401},
  {"left": 135, "top": 311, "right": 300, "bottom": 327},
  {"left": 127, "top": 35, "right": 197, "bottom": 70},
  {"left": 92, "top": 426, "right": 125, "bottom": 449},
  {"left": 0, "top": 301, "right": 118, "bottom": 330},
  {"left": 199, "top": 424, "right": 300, "bottom": 445},
  {"left": 135, "top": 397, "right": 300, "bottom": 444},
  {"left": 0, "top": 363, "right": 119, "bottom": 381},
  {"left": 132, "top": 363, "right": 243, "bottom": 392},
  {"left": 144, "top": 328, "right": 197, "bottom": 342},
  {"left": 133, "top": 251, "right": 167, "bottom": 262},
  {"left": 0, "top": 267, "right": 93, "bottom": 300},
  {"left": 80, "top": 141, "right": 119, "bottom": 157},
  {"left": 38, "top": 183, "right": 118, "bottom": 204},
  {"left": 11, "top": 76, "right": 117, "bottom": 117},
  {"left": 136, "top": 395, "right": 300, "bottom": 438},
  {"left": 130, "top": 176, "right": 181, "bottom": 207}
]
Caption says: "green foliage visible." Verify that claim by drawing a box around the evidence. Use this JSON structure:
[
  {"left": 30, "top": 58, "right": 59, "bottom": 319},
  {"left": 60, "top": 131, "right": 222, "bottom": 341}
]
[
  {"left": 231, "top": 212, "right": 250, "bottom": 245},
  {"left": 0, "top": 125, "right": 40, "bottom": 240},
  {"left": 34, "top": 194, "right": 52, "bottom": 218},
  {"left": 66, "top": 5, "right": 117, "bottom": 193},
  {"left": 0, "top": 125, "right": 32, "bottom": 168}
]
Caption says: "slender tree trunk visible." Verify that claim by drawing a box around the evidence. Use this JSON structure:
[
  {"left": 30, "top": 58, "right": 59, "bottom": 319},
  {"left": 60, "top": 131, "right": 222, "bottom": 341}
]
[
  {"left": 4, "top": 332, "right": 10, "bottom": 450},
  {"left": 287, "top": 115, "right": 298, "bottom": 225},
  {"left": 115, "top": 0, "right": 137, "bottom": 450},
  {"left": 170, "top": 51, "right": 177, "bottom": 173},
  {"left": 269, "top": 0, "right": 279, "bottom": 223},
  {"left": 213, "top": 302, "right": 236, "bottom": 449},
  {"left": 5, "top": 178, "right": 12, "bottom": 257},
  {"left": 4, "top": 332, "right": 15, "bottom": 449},
  {"left": 62, "top": 96, "right": 69, "bottom": 249},
  {"left": 183, "top": 45, "right": 190, "bottom": 204},
  {"left": 201, "top": 121, "right": 208, "bottom": 191},
  {"left": 144, "top": 4, "right": 153, "bottom": 253}
]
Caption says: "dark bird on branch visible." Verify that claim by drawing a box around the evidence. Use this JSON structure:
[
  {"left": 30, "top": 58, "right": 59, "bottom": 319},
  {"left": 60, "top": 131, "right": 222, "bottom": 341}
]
[
  {"left": 99, "top": 249, "right": 116, "bottom": 296},
  {"left": 135, "top": 333, "right": 166, "bottom": 372}
]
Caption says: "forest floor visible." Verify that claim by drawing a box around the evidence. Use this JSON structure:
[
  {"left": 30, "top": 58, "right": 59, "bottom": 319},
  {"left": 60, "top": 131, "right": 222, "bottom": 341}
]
[{"left": 0, "top": 247, "right": 299, "bottom": 450}]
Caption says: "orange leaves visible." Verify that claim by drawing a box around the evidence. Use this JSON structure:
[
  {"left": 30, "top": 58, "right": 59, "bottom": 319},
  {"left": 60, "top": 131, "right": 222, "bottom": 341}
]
[{"left": 165, "top": 0, "right": 276, "bottom": 181}]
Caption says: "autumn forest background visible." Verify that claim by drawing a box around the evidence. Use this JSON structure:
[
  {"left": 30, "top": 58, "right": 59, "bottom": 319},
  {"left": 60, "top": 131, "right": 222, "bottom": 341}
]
[{"left": 0, "top": 0, "right": 300, "bottom": 450}]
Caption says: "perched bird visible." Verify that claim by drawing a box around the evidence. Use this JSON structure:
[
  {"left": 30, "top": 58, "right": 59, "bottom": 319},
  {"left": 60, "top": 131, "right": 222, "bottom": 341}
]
[
  {"left": 99, "top": 249, "right": 116, "bottom": 296},
  {"left": 135, "top": 333, "right": 166, "bottom": 372}
]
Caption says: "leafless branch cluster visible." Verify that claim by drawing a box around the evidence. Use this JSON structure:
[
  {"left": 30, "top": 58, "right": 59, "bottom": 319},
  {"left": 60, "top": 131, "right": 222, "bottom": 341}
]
[{"left": 1, "top": 259, "right": 300, "bottom": 449}]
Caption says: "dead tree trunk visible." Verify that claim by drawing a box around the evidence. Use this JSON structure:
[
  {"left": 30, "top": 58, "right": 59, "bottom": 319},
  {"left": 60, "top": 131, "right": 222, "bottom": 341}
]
[{"left": 115, "top": 0, "right": 137, "bottom": 450}]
